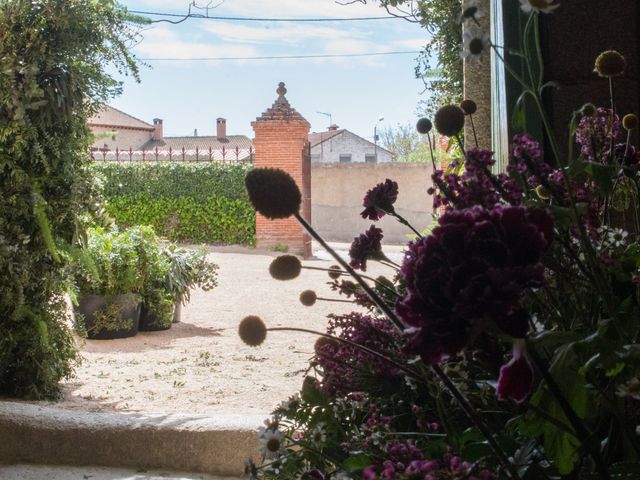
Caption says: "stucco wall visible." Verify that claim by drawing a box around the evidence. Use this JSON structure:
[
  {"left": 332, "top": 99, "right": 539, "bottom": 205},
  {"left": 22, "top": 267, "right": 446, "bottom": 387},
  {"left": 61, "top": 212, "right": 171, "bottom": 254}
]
[
  {"left": 90, "top": 127, "right": 153, "bottom": 151},
  {"left": 311, "top": 130, "right": 393, "bottom": 163},
  {"left": 311, "top": 162, "right": 434, "bottom": 244}
]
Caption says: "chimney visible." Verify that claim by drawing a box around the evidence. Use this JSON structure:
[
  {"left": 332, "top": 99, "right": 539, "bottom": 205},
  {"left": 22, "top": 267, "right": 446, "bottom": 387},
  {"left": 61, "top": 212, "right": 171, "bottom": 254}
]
[
  {"left": 328, "top": 124, "right": 339, "bottom": 131},
  {"left": 152, "top": 118, "right": 163, "bottom": 140},
  {"left": 194, "top": 128, "right": 198, "bottom": 136},
  {"left": 216, "top": 117, "right": 227, "bottom": 139}
]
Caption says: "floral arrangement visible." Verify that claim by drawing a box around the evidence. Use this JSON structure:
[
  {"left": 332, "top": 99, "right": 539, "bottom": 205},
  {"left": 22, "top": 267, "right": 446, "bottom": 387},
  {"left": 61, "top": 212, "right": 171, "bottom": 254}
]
[{"left": 238, "top": 2, "right": 640, "bottom": 479}]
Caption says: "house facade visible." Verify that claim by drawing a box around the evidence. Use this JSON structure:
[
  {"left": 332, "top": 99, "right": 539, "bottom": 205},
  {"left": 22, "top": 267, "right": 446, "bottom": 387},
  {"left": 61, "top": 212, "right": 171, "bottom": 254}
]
[
  {"left": 309, "top": 126, "right": 393, "bottom": 164},
  {"left": 87, "top": 106, "right": 253, "bottom": 161}
]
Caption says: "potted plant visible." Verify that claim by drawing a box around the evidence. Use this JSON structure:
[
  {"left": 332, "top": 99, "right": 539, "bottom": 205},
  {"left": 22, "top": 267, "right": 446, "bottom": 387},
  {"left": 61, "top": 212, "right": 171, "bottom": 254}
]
[
  {"left": 72, "top": 227, "right": 145, "bottom": 340},
  {"left": 133, "top": 226, "right": 175, "bottom": 331},
  {"left": 164, "top": 245, "right": 219, "bottom": 323}
]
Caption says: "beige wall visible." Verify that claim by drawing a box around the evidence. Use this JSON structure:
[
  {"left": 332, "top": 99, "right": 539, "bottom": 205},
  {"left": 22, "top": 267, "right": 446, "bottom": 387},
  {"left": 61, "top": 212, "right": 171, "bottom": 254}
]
[
  {"left": 90, "top": 126, "right": 153, "bottom": 151},
  {"left": 311, "top": 162, "right": 434, "bottom": 244}
]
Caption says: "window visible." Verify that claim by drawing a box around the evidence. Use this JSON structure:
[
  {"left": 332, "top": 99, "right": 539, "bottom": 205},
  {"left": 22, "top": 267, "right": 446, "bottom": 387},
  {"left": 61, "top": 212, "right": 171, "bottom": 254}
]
[
  {"left": 339, "top": 154, "right": 351, "bottom": 163},
  {"left": 365, "top": 154, "right": 377, "bottom": 163}
]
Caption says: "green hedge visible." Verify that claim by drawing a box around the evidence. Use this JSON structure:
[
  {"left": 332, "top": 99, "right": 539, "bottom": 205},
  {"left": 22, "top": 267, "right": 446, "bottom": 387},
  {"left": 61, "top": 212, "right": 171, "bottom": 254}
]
[{"left": 91, "top": 162, "right": 255, "bottom": 245}]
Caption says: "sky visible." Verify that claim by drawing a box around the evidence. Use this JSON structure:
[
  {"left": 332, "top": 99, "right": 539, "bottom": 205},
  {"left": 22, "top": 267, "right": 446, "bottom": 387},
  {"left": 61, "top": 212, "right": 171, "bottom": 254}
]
[{"left": 111, "top": 0, "right": 430, "bottom": 141}]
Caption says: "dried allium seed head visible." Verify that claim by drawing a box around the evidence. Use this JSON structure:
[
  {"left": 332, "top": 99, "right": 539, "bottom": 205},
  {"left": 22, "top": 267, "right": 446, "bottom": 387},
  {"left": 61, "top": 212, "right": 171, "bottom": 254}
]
[
  {"left": 299, "top": 289, "right": 317, "bottom": 306},
  {"left": 245, "top": 168, "right": 301, "bottom": 219},
  {"left": 535, "top": 185, "right": 551, "bottom": 200},
  {"left": 580, "top": 103, "right": 597, "bottom": 117},
  {"left": 460, "top": 99, "right": 477, "bottom": 115},
  {"left": 269, "top": 255, "right": 302, "bottom": 280},
  {"left": 328, "top": 265, "right": 342, "bottom": 280},
  {"left": 314, "top": 336, "right": 340, "bottom": 354},
  {"left": 238, "top": 315, "right": 267, "bottom": 346},
  {"left": 594, "top": 50, "right": 626, "bottom": 78},
  {"left": 416, "top": 118, "right": 433, "bottom": 134},
  {"left": 622, "top": 113, "right": 638, "bottom": 130},
  {"left": 434, "top": 105, "right": 465, "bottom": 137}
]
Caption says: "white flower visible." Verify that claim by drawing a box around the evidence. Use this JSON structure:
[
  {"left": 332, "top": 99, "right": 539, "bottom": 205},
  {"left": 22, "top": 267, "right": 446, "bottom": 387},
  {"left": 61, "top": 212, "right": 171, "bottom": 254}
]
[
  {"left": 460, "top": 0, "right": 485, "bottom": 24},
  {"left": 608, "top": 228, "right": 629, "bottom": 247},
  {"left": 309, "top": 423, "right": 327, "bottom": 446},
  {"left": 333, "top": 472, "right": 353, "bottom": 480},
  {"left": 462, "top": 27, "right": 490, "bottom": 65},
  {"left": 519, "top": 0, "right": 560, "bottom": 14},
  {"left": 258, "top": 427, "right": 285, "bottom": 459}
]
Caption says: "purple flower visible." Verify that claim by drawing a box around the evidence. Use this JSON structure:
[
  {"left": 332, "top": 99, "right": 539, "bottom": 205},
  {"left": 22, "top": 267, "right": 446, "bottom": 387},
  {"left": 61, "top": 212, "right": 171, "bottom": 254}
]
[
  {"left": 315, "top": 312, "right": 403, "bottom": 396},
  {"left": 361, "top": 179, "right": 399, "bottom": 220},
  {"left": 396, "top": 205, "right": 553, "bottom": 365},
  {"left": 496, "top": 342, "right": 534, "bottom": 403},
  {"left": 575, "top": 107, "right": 621, "bottom": 162},
  {"left": 429, "top": 148, "right": 524, "bottom": 211},
  {"left": 349, "top": 225, "right": 384, "bottom": 271}
]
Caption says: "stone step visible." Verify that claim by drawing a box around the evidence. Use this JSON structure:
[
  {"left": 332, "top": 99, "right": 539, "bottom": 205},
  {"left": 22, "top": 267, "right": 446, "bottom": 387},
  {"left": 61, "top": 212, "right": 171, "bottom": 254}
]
[
  {"left": 0, "top": 464, "right": 241, "bottom": 480},
  {"left": 0, "top": 402, "right": 263, "bottom": 477}
]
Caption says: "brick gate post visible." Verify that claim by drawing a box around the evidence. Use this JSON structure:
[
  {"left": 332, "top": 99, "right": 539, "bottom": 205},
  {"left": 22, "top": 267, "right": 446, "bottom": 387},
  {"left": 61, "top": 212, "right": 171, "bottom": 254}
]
[{"left": 252, "top": 82, "right": 312, "bottom": 258}]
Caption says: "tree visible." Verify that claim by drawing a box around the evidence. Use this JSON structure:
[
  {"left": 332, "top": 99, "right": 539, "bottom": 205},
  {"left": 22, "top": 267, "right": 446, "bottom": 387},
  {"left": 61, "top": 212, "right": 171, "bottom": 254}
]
[
  {"left": 380, "top": 123, "right": 432, "bottom": 162},
  {"left": 0, "top": 0, "right": 142, "bottom": 398}
]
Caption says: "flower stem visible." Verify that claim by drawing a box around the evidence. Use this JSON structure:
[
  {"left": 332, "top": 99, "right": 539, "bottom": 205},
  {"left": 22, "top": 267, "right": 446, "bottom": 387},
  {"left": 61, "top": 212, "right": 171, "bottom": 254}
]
[
  {"left": 526, "top": 343, "right": 610, "bottom": 479},
  {"left": 427, "top": 133, "right": 437, "bottom": 171},
  {"left": 430, "top": 364, "right": 521, "bottom": 480},
  {"left": 267, "top": 326, "right": 425, "bottom": 382},
  {"left": 391, "top": 211, "right": 423, "bottom": 238},
  {"left": 469, "top": 114, "right": 479, "bottom": 147},
  {"left": 293, "top": 211, "right": 404, "bottom": 330}
]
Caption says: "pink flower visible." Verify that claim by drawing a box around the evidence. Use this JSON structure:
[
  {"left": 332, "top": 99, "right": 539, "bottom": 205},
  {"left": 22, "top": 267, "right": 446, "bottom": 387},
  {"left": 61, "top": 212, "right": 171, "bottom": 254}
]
[{"left": 496, "top": 341, "right": 534, "bottom": 403}]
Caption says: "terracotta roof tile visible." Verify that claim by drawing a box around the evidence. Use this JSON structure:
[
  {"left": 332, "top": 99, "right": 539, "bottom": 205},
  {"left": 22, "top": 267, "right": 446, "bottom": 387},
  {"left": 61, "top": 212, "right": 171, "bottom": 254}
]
[
  {"left": 308, "top": 129, "right": 344, "bottom": 147},
  {"left": 88, "top": 105, "right": 153, "bottom": 130}
]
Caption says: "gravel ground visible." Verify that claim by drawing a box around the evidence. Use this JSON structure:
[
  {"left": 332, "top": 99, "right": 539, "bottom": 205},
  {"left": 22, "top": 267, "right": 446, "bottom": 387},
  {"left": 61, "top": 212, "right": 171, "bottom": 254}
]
[{"left": 28, "top": 242, "right": 404, "bottom": 418}]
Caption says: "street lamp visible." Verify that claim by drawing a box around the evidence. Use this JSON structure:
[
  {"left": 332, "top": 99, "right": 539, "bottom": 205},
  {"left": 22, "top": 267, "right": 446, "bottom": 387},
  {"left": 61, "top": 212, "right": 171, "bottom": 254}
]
[{"left": 374, "top": 116, "right": 384, "bottom": 162}]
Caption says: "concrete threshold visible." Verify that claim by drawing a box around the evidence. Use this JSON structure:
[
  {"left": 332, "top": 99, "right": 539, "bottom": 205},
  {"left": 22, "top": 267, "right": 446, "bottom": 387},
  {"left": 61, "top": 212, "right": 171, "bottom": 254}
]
[
  {"left": 0, "top": 464, "right": 241, "bottom": 480},
  {"left": 0, "top": 402, "right": 262, "bottom": 477}
]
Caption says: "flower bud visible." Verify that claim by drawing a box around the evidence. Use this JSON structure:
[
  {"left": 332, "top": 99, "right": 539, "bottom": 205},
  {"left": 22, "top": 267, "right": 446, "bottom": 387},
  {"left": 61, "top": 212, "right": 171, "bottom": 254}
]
[
  {"left": 328, "top": 265, "right": 342, "bottom": 280},
  {"left": 434, "top": 105, "right": 465, "bottom": 137},
  {"left": 269, "top": 255, "right": 302, "bottom": 280},
  {"left": 238, "top": 315, "right": 267, "bottom": 346},
  {"left": 299, "top": 290, "right": 317, "bottom": 306},
  {"left": 594, "top": 50, "right": 626, "bottom": 78},
  {"left": 622, "top": 113, "right": 638, "bottom": 131},
  {"left": 460, "top": 99, "right": 477, "bottom": 115},
  {"left": 245, "top": 168, "right": 301, "bottom": 219},
  {"left": 416, "top": 118, "right": 432, "bottom": 134},
  {"left": 580, "top": 103, "right": 597, "bottom": 117}
]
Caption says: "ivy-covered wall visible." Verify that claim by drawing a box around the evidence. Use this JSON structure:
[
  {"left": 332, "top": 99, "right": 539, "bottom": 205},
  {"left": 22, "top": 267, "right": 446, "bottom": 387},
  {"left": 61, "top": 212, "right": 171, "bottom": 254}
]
[{"left": 90, "top": 162, "right": 256, "bottom": 245}]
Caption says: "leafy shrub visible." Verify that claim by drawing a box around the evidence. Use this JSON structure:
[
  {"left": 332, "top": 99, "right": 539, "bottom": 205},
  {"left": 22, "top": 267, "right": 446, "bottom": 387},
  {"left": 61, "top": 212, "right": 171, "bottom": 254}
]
[
  {"left": 0, "top": 0, "right": 140, "bottom": 399},
  {"left": 90, "top": 162, "right": 255, "bottom": 245}
]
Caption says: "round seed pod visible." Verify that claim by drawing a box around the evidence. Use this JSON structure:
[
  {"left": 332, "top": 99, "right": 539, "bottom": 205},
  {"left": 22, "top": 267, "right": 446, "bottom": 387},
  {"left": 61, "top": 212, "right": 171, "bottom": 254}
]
[{"left": 238, "top": 315, "right": 267, "bottom": 346}]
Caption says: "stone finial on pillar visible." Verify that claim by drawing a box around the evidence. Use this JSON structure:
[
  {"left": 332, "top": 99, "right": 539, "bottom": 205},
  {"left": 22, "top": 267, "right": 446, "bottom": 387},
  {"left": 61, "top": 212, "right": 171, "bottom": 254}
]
[{"left": 251, "top": 82, "right": 312, "bottom": 257}]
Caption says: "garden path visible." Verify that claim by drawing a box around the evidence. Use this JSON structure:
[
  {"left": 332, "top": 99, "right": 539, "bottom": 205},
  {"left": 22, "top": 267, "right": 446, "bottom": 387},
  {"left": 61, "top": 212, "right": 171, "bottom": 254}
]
[{"left": 33, "top": 242, "right": 404, "bottom": 418}]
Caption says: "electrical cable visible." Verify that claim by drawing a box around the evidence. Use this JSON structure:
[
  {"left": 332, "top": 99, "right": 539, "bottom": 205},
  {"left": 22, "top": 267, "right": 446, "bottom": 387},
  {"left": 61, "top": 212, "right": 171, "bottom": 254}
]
[
  {"left": 128, "top": 9, "right": 411, "bottom": 22},
  {"left": 139, "top": 51, "right": 420, "bottom": 61}
]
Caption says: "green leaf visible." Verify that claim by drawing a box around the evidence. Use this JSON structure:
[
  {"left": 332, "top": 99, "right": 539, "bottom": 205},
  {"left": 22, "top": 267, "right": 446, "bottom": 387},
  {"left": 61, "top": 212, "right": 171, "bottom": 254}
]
[
  {"left": 584, "top": 161, "right": 616, "bottom": 195},
  {"left": 343, "top": 454, "right": 372, "bottom": 473}
]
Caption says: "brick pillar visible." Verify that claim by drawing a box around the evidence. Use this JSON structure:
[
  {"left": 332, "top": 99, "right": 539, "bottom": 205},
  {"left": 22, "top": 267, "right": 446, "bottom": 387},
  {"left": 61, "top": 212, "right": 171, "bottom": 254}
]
[{"left": 252, "top": 82, "right": 312, "bottom": 258}]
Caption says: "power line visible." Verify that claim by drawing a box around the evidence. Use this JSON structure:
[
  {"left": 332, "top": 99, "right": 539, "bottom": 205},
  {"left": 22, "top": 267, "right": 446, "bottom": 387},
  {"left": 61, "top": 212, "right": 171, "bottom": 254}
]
[
  {"left": 129, "top": 9, "right": 410, "bottom": 22},
  {"left": 139, "top": 51, "right": 420, "bottom": 61}
]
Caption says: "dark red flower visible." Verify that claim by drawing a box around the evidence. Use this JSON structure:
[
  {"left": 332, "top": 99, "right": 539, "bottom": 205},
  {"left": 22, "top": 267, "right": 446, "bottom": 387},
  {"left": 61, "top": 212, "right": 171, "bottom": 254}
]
[
  {"left": 396, "top": 205, "right": 553, "bottom": 365},
  {"left": 361, "top": 179, "right": 399, "bottom": 221},
  {"left": 496, "top": 343, "right": 534, "bottom": 403},
  {"left": 349, "top": 225, "right": 384, "bottom": 271}
]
